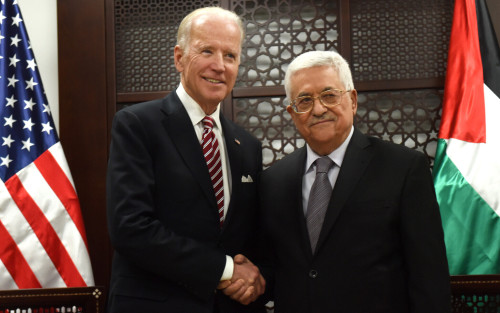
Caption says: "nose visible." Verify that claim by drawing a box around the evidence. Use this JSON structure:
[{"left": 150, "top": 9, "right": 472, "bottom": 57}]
[
  {"left": 310, "top": 97, "right": 327, "bottom": 116},
  {"left": 211, "top": 52, "right": 225, "bottom": 72}
]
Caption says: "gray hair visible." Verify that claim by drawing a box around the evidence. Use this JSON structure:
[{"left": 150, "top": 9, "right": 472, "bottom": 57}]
[
  {"left": 177, "top": 7, "right": 244, "bottom": 52},
  {"left": 284, "top": 50, "right": 354, "bottom": 101}
]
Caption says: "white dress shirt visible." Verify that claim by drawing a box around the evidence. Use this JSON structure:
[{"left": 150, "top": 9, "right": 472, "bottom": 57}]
[{"left": 176, "top": 84, "right": 234, "bottom": 281}]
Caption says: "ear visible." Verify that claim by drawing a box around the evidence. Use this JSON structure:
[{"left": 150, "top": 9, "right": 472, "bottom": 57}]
[
  {"left": 174, "top": 45, "right": 184, "bottom": 72},
  {"left": 350, "top": 89, "right": 358, "bottom": 115},
  {"left": 286, "top": 105, "right": 294, "bottom": 115}
]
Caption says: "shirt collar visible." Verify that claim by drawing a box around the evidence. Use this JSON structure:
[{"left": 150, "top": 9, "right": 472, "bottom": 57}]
[
  {"left": 305, "top": 126, "right": 354, "bottom": 172},
  {"left": 175, "top": 83, "right": 222, "bottom": 129}
]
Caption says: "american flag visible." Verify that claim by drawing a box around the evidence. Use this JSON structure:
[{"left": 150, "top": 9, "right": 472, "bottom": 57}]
[{"left": 0, "top": 0, "right": 94, "bottom": 288}]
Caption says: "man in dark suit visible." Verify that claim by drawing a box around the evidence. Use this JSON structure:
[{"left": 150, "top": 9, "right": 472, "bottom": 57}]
[
  {"left": 259, "top": 50, "right": 451, "bottom": 313},
  {"left": 106, "top": 7, "right": 265, "bottom": 313}
]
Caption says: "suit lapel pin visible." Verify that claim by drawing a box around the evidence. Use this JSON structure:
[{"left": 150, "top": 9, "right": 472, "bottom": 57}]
[{"left": 234, "top": 138, "right": 240, "bottom": 145}]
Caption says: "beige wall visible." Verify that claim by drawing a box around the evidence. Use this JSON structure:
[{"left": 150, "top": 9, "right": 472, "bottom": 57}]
[{"left": 18, "top": 0, "right": 59, "bottom": 131}]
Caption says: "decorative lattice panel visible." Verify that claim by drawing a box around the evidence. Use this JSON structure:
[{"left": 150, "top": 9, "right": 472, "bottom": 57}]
[
  {"left": 355, "top": 89, "right": 443, "bottom": 167},
  {"left": 114, "top": 0, "right": 219, "bottom": 93},
  {"left": 234, "top": 89, "right": 443, "bottom": 168},
  {"left": 232, "top": 0, "right": 339, "bottom": 87},
  {"left": 234, "top": 96, "right": 301, "bottom": 167},
  {"left": 452, "top": 294, "right": 500, "bottom": 312},
  {"left": 350, "top": 0, "right": 453, "bottom": 82}
]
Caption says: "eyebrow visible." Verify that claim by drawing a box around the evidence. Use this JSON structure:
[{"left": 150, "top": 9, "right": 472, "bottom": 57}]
[{"left": 296, "top": 87, "right": 334, "bottom": 97}]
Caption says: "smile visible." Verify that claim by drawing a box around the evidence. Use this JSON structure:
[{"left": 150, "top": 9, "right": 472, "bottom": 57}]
[
  {"left": 204, "top": 77, "right": 223, "bottom": 84},
  {"left": 311, "top": 119, "right": 335, "bottom": 126}
]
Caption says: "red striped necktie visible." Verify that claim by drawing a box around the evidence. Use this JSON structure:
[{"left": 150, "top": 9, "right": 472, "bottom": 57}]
[{"left": 201, "top": 116, "right": 224, "bottom": 227}]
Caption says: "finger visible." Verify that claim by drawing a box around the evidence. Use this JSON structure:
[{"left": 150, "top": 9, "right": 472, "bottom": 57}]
[
  {"left": 217, "top": 280, "right": 231, "bottom": 290},
  {"left": 255, "top": 275, "right": 266, "bottom": 295},
  {"left": 236, "top": 286, "right": 257, "bottom": 305},
  {"left": 222, "top": 279, "right": 245, "bottom": 296}
]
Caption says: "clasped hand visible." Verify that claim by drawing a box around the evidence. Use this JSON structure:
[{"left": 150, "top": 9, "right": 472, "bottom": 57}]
[{"left": 217, "top": 254, "right": 265, "bottom": 305}]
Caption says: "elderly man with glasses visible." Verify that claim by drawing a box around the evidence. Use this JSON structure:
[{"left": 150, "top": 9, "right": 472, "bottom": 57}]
[{"left": 258, "top": 50, "right": 451, "bottom": 313}]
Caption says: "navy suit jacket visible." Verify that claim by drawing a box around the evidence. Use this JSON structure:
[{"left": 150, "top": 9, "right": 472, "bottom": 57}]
[
  {"left": 106, "top": 92, "right": 264, "bottom": 313},
  {"left": 260, "top": 128, "right": 450, "bottom": 313}
]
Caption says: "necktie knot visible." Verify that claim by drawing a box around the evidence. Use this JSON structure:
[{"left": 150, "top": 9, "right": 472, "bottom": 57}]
[
  {"left": 315, "top": 156, "right": 334, "bottom": 174},
  {"left": 203, "top": 116, "right": 215, "bottom": 130}
]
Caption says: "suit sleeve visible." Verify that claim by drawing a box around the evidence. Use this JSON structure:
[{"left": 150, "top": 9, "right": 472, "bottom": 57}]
[
  {"left": 400, "top": 152, "right": 451, "bottom": 313},
  {"left": 106, "top": 109, "right": 226, "bottom": 301}
]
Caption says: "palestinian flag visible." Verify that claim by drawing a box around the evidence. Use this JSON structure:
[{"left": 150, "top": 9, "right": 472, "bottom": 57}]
[{"left": 433, "top": 0, "right": 500, "bottom": 275}]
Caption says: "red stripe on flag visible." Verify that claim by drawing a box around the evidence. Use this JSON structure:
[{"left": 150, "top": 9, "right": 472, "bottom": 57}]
[
  {"left": 34, "top": 150, "right": 89, "bottom": 248},
  {"left": 439, "top": 0, "right": 486, "bottom": 143},
  {"left": 5, "top": 175, "right": 87, "bottom": 287},
  {"left": 0, "top": 220, "right": 42, "bottom": 288}
]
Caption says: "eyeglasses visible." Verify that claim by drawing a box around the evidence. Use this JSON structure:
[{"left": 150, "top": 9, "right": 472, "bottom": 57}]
[{"left": 290, "top": 89, "right": 350, "bottom": 114}]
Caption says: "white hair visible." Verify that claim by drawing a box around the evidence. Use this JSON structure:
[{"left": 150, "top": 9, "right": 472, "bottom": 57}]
[
  {"left": 284, "top": 50, "right": 354, "bottom": 101},
  {"left": 177, "top": 7, "right": 244, "bottom": 52}
]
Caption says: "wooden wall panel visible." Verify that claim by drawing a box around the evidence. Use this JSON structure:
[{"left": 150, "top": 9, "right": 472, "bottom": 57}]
[{"left": 57, "top": 0, "right": 111, "bottom": 290}]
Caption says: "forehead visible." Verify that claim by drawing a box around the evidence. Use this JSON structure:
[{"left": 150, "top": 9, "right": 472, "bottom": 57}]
[
  {"left": 190, "top": 15, "right": 242, "bottom": 51},
  {"left": 290, "top": 65, "right": 343, "bottom": 95}
]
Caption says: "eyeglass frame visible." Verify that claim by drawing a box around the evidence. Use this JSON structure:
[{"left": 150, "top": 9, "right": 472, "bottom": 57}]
[{"left": 289, "top": 89, "right": 351, "bottom": 114}]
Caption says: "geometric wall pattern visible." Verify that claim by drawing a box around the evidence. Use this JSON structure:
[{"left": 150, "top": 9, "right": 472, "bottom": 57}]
[
  {"left": 232, "top": 0, "right": 339, "bottom": 87},
  {"left": 350, "top": 0, "right": 453, "bottom": 82},
  {"left": 114, "top": 0, "right": 453, "bottom": 168}
]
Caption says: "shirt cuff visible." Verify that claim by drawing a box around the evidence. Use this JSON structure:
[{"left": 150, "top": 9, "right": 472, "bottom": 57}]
[{"left": 220, "top": 255, "right": 234, "bottom": 281}]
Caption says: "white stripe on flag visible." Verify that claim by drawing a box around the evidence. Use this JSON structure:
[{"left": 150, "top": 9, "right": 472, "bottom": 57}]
[
  {"left": 17, "top": 161, "right": 93, "bottom": 285},
  {"left": 445, "top": 84, "right": 500, "bottom": 214},
  {"left": 0, "top": 180, "right": 63, "bottom": 287},
  {"left": 0, "top": 259, "right": 18, "bottom": 289},
  {"left": 48, "top": 143, "right": 77, "bottom": 190}
]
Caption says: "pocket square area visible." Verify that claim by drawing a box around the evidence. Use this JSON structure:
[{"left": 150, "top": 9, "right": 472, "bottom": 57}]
[{"left": 241, "top": 175, "right": 253, "bottom": 183}]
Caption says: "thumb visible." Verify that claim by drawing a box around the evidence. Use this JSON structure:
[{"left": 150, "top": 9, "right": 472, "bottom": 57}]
[
  {"left": 234, "top": 254, "right": 247, "bottom": 264},
  {"left": 217, "top": 280, "right": 231, "bottom": 290}
]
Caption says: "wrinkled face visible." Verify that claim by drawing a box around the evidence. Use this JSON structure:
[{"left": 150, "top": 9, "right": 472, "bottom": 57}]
[
  {"left": 287, "top": 65, "right": 358, "bottom": 155},
  {"left": 174, "top": 14, "right": 241, "bottom": 114}
]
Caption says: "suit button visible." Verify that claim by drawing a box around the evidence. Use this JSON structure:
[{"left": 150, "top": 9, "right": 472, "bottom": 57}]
[{"left": 309, "top": 270, "right": 318, "bottom": 278}]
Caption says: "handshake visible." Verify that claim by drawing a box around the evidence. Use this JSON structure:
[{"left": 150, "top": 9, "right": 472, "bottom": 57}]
[{"left": 217, "top": 254, "right": 266, "bottom": 305}]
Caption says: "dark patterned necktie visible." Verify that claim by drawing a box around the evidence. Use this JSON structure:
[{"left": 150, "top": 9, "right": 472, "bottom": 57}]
[
  {"left": 201, "top": 116, "right": 224, "bottom": 227},
  {"left": 306, "top": 156, "right": 334, "bottom": 253}
]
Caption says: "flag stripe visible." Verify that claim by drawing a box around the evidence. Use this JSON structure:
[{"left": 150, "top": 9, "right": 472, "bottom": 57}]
[
  {"left": 19, "top": 159, "right": 93, "bottom": 286},
  {"left": 34, "top": 148, "right": 88, "bottom": 248},
  {"left": 438, "top": 0, "right": 485, "bottom": 143},
  {"left": 5, "top": 174, "right": 86, "bottom": 287},
  {"left": 0, "top": 180, "right": 65, "bottom": 288},
  {"left": 0, "top": 220, "right": 41, "bottom": 288},
  {"left": 0, "top": 259, "right": 19, "bottom": 289},
  {"left": 434, "top": 139, "right": 500, "bottom": 274},
  {"left": 476, "top": 0, "right": 500, "bottom": 98},
  {"left": 443, "top": 85, "right": 500, "bottom": 215}
]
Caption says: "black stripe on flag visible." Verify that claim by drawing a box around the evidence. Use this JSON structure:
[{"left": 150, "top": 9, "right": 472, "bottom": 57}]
[{"left": 476, "top": 0, "right": 500, "bottom": 97}]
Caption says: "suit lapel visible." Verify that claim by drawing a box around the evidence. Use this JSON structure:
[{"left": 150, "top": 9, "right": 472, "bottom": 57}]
[
  {"left": 161, "top": 93, "right": 218, "bottom": 210},
  {"left": 218, "top": 115, "right": 242, "bottom": 230},
  {"left": 315, "top": 129, "right": 373, "bottom": 253},
  {"left": 285, "top": 148, "right": 314, "bottom": 259}
]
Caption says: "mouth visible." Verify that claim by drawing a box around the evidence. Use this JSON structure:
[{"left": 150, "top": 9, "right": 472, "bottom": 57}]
[
  {"left": 310, "top": 118, "right": 335, "bottom": 127},
  {"left": 204, "top": 77, "right": 224, "bottom": 84}
]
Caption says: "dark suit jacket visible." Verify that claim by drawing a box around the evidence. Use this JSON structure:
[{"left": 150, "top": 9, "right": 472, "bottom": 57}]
[
  {"left": 260, "top": 128, "right": 450, "bottom": 313},
  {"left": 106, "top": 92, "right": 264, "bottom": 313}
]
